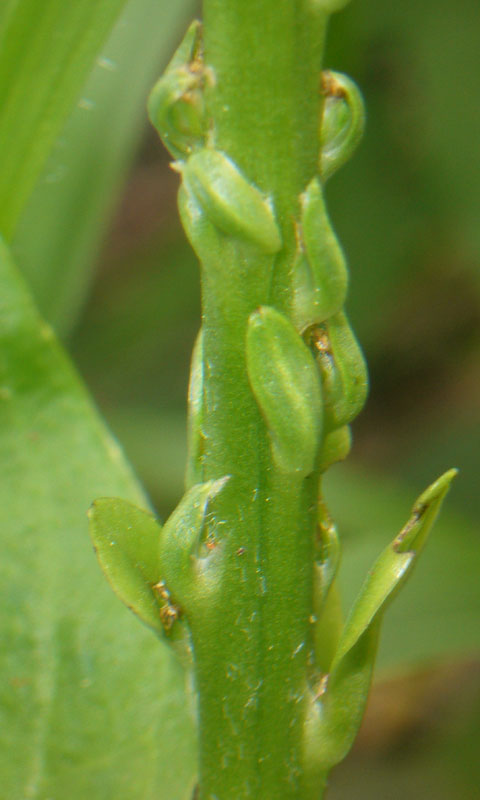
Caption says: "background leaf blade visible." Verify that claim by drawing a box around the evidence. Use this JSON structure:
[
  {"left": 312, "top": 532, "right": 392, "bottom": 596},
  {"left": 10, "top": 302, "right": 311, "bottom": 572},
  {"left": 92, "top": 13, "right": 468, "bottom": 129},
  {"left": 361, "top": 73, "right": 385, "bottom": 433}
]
[
  {"left": 0, "top": 238, "right": 196, "bottom": 797},
  {"left": 0, "top": 0, "right": 128, "bottom": 239},
  {"left": 11, "top": 0, "right": 196, "bottom": 335}
]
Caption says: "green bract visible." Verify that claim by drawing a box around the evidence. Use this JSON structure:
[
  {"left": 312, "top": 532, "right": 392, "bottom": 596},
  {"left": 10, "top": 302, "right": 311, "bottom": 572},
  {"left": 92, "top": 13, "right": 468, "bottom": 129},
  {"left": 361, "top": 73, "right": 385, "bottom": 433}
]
[
  {"left": 308, "top": 469, "right": 457, "bottom": 771},
  {"left": 158, "top": 476, "right": 229, "bottom": 607},
  {"left": 292, "top": 176, "right": 348, "bottom": 329},
  {"left": 89, "top": 497, "right": 163, "bottom": 634},
  {"left": 180, "top": 148, "right": 282, "bottom": 253},
  {"left": 311, "top": 310, "right": 369, "bottom": 430},
  {"left": 320, "top": 71, "right": 366, "bottom": 182},
  {"left": 246, "top": 305, "right": 323, "bottom": 477},
  {"left": 147, "top": 21, "right": 205, "bottom": 159}
]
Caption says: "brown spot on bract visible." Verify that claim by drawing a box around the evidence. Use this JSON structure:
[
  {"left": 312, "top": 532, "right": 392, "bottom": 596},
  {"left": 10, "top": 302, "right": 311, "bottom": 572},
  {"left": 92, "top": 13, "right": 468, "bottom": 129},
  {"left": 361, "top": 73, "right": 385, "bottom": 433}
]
[{"left": 322, "top": 70, "right": 346, "bottom": 99}]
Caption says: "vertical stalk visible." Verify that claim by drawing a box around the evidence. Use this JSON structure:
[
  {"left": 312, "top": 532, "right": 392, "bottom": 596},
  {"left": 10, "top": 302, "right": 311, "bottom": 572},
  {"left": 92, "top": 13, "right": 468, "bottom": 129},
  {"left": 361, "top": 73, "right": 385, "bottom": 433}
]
[
  {"left": 192, "top": 3, "right": 329, "bottom": 798},
  {"left": 203, "top": 0, "right": 326, "bottom": 207},
  {"left": 92, "top": 7, "right": 456, "bottom": 797}
]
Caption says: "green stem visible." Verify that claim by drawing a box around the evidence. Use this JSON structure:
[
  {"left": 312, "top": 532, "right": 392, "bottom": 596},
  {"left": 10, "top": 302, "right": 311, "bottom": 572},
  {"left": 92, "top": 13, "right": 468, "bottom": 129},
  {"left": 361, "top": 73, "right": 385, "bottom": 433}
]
[{"left": 190, "top": 3, "right": 329, "bottom": 797}]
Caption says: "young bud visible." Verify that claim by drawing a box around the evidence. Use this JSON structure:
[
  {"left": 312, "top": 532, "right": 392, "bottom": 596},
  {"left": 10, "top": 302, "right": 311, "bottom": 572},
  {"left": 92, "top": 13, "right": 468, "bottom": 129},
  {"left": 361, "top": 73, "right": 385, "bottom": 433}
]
[
  {"left": 246, "top": 306, "right": 323, "bottom": 477},
  {"left": 159, "top": 477, "right": 230, "bottom": 606},
  {"left": 180, "top": 149, "right": 282, "bottom": 253},
  {"left": 310, "top": 312, "right": 368, "bottom": 430},
  {"left": 292, "top": 178, "right": 347, "bottom": 328},
  {"left": 320, "top": 70, "right": 365, "bottom": 182},
  {"left": 148, "top": 22, "right": 206, "bottom": 159}
]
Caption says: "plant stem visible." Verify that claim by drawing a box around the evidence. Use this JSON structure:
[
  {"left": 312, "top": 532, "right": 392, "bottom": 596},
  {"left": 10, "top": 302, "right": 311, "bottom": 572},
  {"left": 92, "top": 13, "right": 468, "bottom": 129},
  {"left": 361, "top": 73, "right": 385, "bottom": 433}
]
[{"left": 191, "top": 3, "right": 329, "bottom": 797}]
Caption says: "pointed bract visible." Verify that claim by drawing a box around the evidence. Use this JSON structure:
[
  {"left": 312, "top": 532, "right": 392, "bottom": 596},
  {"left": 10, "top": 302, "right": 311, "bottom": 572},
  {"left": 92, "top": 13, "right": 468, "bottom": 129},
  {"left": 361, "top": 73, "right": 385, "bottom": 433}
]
[
  {"left": 308, "top": 469, "right": 457, "bottom": 769},
  {"left": 292, "top": 178, "right": 347, "bottom": 328},
  {"left": 159, "top": 477, "right": 230, "bottom": 606}
]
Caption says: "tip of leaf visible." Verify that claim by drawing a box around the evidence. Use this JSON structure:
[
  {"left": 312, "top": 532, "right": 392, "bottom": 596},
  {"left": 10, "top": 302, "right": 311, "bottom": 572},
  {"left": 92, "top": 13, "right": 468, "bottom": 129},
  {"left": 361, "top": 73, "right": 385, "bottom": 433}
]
[
  {"left": 416, "top": 467, "right": 458, "bottom": 506},
  {"left": 193, "top": 475, "right": 231, "bottom": 518},
  {"left": 394, "top": 468, "right": 457, "bottom": 554},
  {"left": 209, "top": 475, "right": 231, "bottom": 494},
  {"left": 87, "top": 497, "right": 107, "bottom": 516}
]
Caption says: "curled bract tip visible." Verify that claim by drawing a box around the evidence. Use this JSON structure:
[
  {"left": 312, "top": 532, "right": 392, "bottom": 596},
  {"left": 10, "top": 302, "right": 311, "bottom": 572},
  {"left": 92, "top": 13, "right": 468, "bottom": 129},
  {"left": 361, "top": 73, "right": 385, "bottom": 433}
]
[
  {"left": 417, "top": 467, "right": 458, "bottom": 505},
  {"left": 320, "top": 71, "right": 365, "bottom": 182},
  {"left": 158, "top": 476, "right": 231, "bottom": 607},
  {"left": 394, "top": 467, "right": 458, "bottom": 554},
  {"left": 147, "top": 20, "right": 206, "bottom": 159}
]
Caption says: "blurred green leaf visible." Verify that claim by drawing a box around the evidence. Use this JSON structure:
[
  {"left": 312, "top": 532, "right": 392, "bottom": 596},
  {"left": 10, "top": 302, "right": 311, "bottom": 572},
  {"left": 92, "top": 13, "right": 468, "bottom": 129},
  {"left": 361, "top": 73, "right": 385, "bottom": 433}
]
[
  {"left": 72, "top": 236, "right": 199, "bottom": 412},
  {"left": 326, "top": 0, "right": 480, "bottom": 349},
  {"left": 0, "top": 239, "right": 195, "bottom": 796},
  {"left": 0, "top": 0, "right": 131, "bottom": 240},
  {"left": 325, "top": 465, "right": 480, "bottom": 672},
  {"left": 12, "top": 0, "right": 196, "bottom": 335},
  {"left": 397, "top": 410, "right": 480, "bottom": 524},
  {"left": 329, "top": 661, "right": 480, "bottom": 800},
  {"left": 105, "top": 407, "right": 188, "bottom": 514}
]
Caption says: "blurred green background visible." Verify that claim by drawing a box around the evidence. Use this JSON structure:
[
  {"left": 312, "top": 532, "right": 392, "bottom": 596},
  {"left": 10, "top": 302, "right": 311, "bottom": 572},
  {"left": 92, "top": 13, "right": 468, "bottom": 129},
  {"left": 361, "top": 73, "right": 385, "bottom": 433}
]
[{"left": 11, "top": 0, "right": 480, "bottom": 796}]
